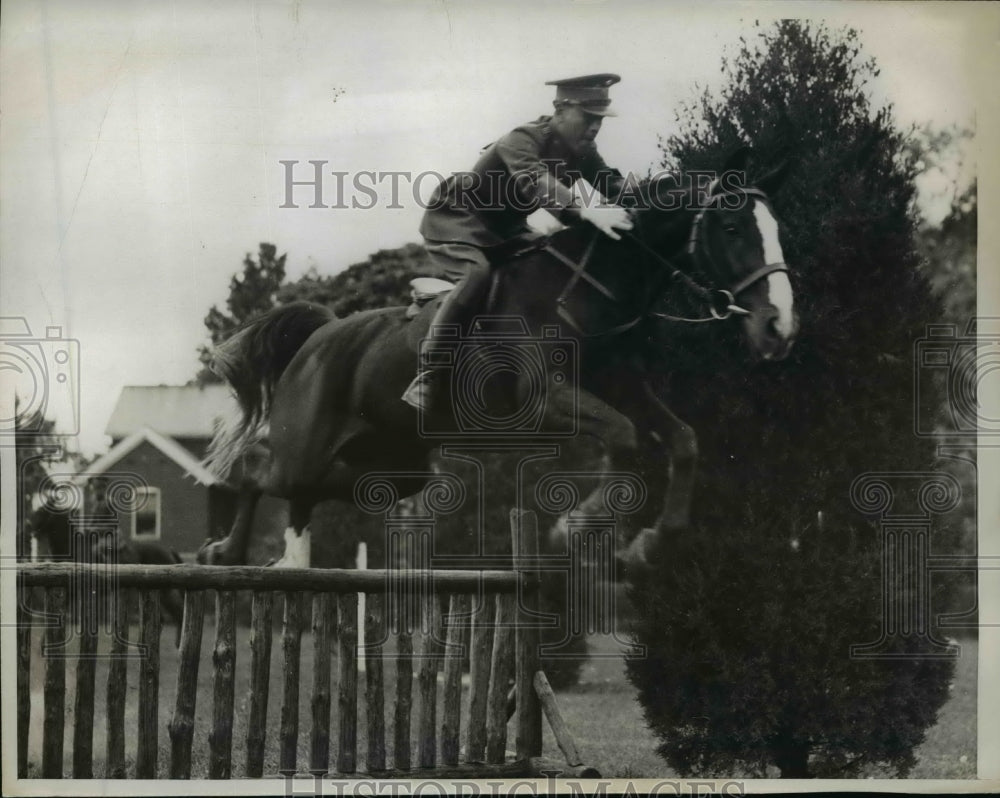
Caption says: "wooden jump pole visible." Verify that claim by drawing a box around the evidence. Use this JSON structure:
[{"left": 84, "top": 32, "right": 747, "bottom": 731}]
[{"left": 511, "top": 508, "right": 543, "bottom": 760}]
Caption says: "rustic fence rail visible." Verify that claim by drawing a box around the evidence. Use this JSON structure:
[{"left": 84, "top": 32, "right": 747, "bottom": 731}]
[{"left": 14, "top": 509, "right": 598, "bottom": 780}]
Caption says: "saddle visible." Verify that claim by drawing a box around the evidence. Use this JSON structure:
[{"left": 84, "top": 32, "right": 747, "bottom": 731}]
[
  {"left": 406, "top": 232, "right": 552, "bottom": 316},
  {"left": 404, "top": 231, "right": 553, "bottom": 351}
]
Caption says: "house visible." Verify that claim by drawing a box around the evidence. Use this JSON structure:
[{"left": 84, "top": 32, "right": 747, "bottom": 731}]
[{"left": 78, "top": 384, "right": 287, "bottom": 557}]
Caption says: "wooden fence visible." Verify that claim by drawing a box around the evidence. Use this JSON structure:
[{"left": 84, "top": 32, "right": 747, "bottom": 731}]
[{"left": 15, "top": 509, "right": 598, "bottom": 780}]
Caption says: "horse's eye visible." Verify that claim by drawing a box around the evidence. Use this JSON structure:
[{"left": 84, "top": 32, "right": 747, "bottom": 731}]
[{"left": 724, "top": 224, "right": 739, "bottom": 236}]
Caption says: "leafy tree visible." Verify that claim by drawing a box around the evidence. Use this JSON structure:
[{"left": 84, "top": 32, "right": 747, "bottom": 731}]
[
  {"left": 627, "top": 20, "right": 957, "bottom": 777},
  {"left": 278, "top": 243, "right": 437, "bottom": 316}
]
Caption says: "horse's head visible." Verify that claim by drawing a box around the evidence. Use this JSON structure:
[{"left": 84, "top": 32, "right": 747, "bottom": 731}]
[
  {"left": 694, "top": 166, "right": 798, "bottom": 361},
  {"left": 641, "top": 154, "right": 799, "bottom": 362}
]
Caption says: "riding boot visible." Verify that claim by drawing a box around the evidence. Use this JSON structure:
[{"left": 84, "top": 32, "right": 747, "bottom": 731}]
[{"left": 402, "top": 261, "right": 492, "bottom": 412}]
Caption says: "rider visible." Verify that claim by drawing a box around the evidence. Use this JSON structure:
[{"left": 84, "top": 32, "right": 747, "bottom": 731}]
[{"left": 402, "top": 73, "right": 634, "bottom": 412}]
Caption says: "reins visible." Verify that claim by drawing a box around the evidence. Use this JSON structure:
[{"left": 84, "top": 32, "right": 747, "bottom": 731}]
[{"left": 545, "top": 187, "right": 789, "bottom": 335}]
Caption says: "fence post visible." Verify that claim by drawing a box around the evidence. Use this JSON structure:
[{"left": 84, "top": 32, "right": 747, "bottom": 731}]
[{"left": 511, "top": 508, "right": 542, "bottom": 760}]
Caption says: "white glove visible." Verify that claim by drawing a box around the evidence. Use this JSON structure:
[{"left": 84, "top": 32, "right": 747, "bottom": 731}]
[{"left": 579, "top": 203, "right": 634, "bottom": 240}]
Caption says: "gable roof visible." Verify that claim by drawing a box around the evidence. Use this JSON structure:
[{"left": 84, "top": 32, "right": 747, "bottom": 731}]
[
  {"left": 75, "top": 426, "right": 227, "bottom": 487},
  {"left": 105, "top": 384, "right": 236, "bottom": 440}
]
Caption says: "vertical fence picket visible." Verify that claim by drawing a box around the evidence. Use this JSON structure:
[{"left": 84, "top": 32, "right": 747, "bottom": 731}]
[
  {"left": 42, "top": 587, "right": 67, "bottom": 778},
  {"left": 209, "top": 590, "right": 236, "bottom": 779},
  {"left": 246, "top": 590, "right": 274, "bottom": 777},
  {"left": 72, "top": 609, "right": 98, "bottom": 778},
  {"left": 393, "top": 625, "right": 413, "bottom": 771},
  {"left": 136, "top": 590, "right": 162, "bottom": 778},
  {"left": 364, "top": 592, "right": 386, "bottom": 772},
  {"left": 467, "top": 591, "right": 495, "bottom": 763},
  {"left": 169, "top": 590, "right": 206, "bottom": 778},
  {"left": 337, "top": 592, "right": 359, "bottom": 774},
  {"left": 310, "top": 593, "right": 334, "bottom": 775},
  {"left": 442, "top": 593, "right": 469, "bottom": 766},
  {"left": 512, "top": 509, "right": 543, "bottom": 760},
  {"left": 485, "top": 593, "right": 516, "bottom": 765},
  {"left": 16, "top": 580, "right": 31, "bottom": 778},
  {"left": 280, "top": 591, "right": 306, "bottom": 774},
  {"left": 417, "top": 592, "right": 444, "bottom": 768},
  {"left": 105, "top": 586, "right": 129, "bottom": 778}
]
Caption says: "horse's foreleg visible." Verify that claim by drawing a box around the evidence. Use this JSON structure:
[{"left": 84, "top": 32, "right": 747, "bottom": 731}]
[{"left": 197, "top": 482, "right": 262, "bottom": 565}]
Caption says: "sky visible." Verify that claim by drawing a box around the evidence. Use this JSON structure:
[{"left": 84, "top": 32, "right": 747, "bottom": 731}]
[{"left": 0, "top": 0, "right": 991, "bottom": 457}]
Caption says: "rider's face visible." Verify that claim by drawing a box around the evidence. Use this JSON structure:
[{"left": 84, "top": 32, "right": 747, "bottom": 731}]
[{"left": 552, "top": 105, "right": 603, "bottom": 156}]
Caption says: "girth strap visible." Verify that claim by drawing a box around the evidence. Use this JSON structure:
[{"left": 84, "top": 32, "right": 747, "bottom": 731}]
[{"left": 547, "top": 235, "right": 616, "bottom": 303}]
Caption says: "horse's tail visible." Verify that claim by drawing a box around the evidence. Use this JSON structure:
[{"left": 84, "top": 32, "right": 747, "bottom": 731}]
[{"left": 204, "top": 301, "right": 334, "bottom": 479}]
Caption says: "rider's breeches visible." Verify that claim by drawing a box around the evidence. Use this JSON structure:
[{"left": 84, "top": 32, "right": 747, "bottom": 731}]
[{"left": 421, "top": 242, "right": 493, "bottom": 362}]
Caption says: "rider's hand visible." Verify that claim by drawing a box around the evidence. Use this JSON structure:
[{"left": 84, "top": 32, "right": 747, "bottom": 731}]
[{"left": 579, "top": 203, "right": 634, "bottom": 240}]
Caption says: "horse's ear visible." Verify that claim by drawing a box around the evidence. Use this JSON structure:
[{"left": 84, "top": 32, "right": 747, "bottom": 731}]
[
  {"left": 721, "top": 144, "right": 752, "bottom": 174},
  {"left": 755, "top": 160, "right": 792, "bottom": 196}
]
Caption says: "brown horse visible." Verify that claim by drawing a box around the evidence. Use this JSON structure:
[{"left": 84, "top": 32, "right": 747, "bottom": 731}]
[{"left": 198, "top": 156, "right": 798, "bottom": 569}]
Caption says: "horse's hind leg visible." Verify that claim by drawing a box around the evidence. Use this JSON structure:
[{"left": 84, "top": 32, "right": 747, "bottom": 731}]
[
  {"left": 197, "top": 481, "right": 262, "bottom": 565},
  {"left": 639, "top": 381, "right": 698, "bottom": 532},
  {"left": 542, "top": 386, "right": 639, "bottom": 546},
  {"left": 269, "top": 498, "right": 314, "bottom": 569}
]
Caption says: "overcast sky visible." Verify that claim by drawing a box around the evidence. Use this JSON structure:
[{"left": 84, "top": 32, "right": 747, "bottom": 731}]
[{"left": 0, "top": 0, "right": 991, "bottom": 456}]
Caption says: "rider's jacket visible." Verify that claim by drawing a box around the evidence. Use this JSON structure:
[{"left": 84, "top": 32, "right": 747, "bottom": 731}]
[{"left": 419, "top": 116, "right": 625, "bottom": 248}]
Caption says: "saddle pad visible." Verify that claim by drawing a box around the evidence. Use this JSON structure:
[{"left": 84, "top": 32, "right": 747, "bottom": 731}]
[{"left": 406, "top": 276, "right": 455, "bottom": 319}]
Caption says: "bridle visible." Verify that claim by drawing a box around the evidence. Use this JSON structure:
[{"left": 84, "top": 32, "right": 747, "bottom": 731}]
[
  {"left": 670, "top": 186, "right": 789, "bottom": 321},
  {"left": 548, "top": 186, "right": 789, "bottom": 336}
]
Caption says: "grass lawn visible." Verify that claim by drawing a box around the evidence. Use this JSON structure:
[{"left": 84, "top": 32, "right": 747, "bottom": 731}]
[{"left": 22, "top": 604, "right": 977, "bottom": 781}]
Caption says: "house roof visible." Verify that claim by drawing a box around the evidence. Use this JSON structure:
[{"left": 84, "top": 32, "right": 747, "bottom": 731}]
[
  {"left": 105, "top": 384, "right": 236, "bottom": 440},
  {"left": 74, "top": 426, "right": 227, "bottom": 487}
]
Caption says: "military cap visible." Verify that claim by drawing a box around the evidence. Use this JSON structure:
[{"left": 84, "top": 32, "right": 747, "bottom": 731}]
[{"left": 546, "top": 73, "right": 621, "bottom": 116}]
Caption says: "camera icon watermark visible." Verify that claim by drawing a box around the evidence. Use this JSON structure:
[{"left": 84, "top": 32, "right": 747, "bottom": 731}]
[
  {"left": 418, "top": 316, "right": 578, "bottom": 439},
  {"left": 914, "top": 318, "right": 1000, "bottom": 437},
  {"left": 0, "top": 316, "right": 80, "bottom": 438}
]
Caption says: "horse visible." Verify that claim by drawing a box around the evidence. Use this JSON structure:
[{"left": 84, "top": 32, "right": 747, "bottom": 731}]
[{"left": 197, "top": 151, "right": 798, "bottom": 571}]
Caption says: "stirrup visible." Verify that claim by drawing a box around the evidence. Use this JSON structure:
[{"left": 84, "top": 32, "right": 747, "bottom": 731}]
[{"left": 402, "top": 370, "right": 436, "bottom": 412}]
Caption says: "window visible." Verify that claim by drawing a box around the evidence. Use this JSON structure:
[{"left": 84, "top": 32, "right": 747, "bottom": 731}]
[{"left": 130, "top": 487, "right": 162, "bottom": 539}]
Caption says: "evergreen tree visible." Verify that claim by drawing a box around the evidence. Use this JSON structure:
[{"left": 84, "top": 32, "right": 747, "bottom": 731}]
[{"left": 627, "top": 20, "right": 957, "bottom": 777}]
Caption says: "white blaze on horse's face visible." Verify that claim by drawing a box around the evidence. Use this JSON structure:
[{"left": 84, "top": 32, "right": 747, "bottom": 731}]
[{"left": 752, "top": 200, "right": 796, "bottom": 344}]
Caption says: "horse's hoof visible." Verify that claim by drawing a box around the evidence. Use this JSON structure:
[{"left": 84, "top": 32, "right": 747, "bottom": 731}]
[{"left": 197, "top": 540, "right": 231, "bottom": 566}]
